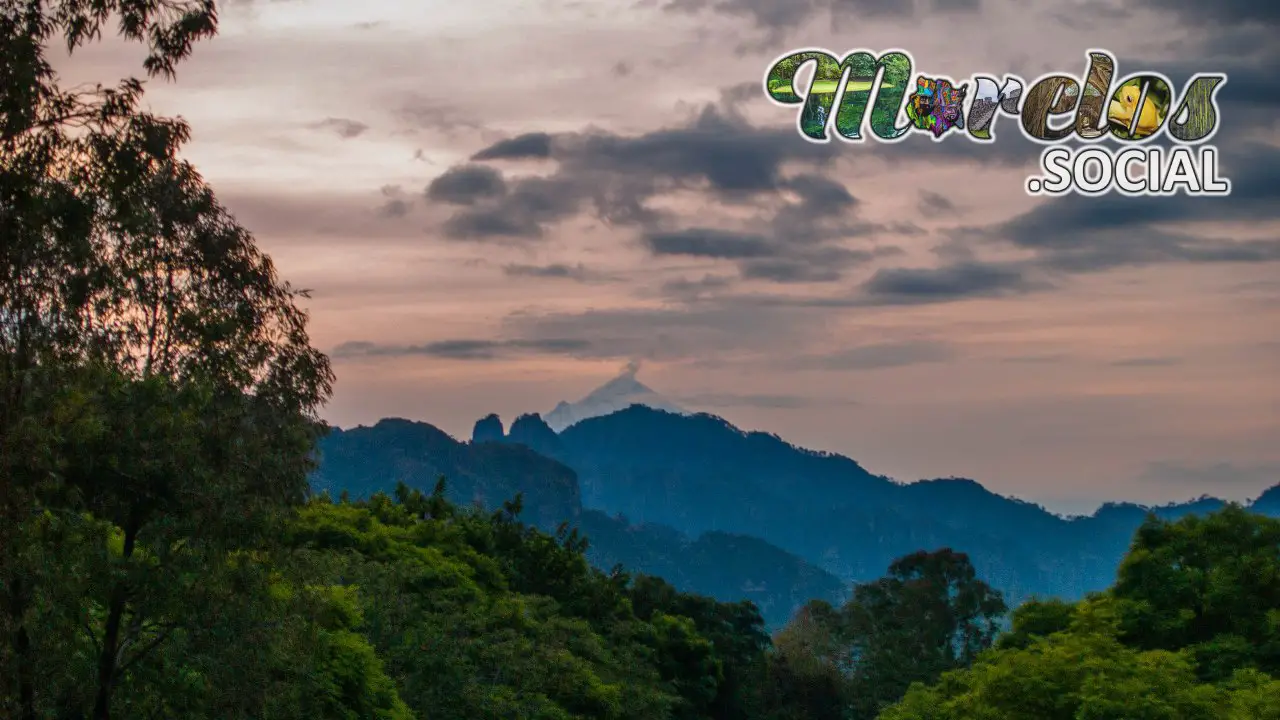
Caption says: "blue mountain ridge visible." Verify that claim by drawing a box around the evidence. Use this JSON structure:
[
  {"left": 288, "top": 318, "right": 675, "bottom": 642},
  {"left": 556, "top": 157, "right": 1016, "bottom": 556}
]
[{"left": 311, "top": 405, "right": 1278, "bottom": 626}]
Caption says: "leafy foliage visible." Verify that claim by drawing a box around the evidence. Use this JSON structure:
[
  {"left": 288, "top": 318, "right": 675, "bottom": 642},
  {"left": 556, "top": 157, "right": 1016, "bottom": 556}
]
[
  {"left": 3, "top": 4, "right": 1277, "bottom": 719},
  {"left": 879, "top": 508, "right": 1280, "bottom": 720},
  {"left": 768, "top": 549, "right": 1006, "bottom": 719}
]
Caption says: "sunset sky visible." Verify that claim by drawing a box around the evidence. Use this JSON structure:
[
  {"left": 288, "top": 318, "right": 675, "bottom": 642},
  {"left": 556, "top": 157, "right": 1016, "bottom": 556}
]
[{"left": 60, "top": 0, "right": 1278, "bottom": 514}]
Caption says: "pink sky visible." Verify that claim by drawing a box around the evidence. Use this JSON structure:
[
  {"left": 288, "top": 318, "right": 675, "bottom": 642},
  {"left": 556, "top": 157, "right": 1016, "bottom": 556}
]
[{"left": 57, "top": 0, "right": 1280, "bottom": 514}]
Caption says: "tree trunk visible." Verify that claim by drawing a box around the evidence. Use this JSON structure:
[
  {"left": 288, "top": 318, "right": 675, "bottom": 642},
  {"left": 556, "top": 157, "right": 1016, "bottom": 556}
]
[
  {"left": 9, "top": 576, "right": 36, "bottom": 720},
  {"left": 91, "top": 525, "right": 137, "bottom": 720}
]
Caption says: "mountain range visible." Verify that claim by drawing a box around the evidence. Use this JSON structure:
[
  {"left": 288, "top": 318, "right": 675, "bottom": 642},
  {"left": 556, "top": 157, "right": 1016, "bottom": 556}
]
[
  {"left": 311, "top": 413, "right": 846, "bottom": 627},
  {"left": 312, "top": 370, "right": 1279, "bottom": 627}
]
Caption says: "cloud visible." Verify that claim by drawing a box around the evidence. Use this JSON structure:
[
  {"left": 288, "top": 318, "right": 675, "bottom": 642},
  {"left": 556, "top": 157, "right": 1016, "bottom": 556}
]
[
  {"left": 998, "top": 144, "right": 1280, "bottom": 245},
  {"left": 332, "top": 338, "right": 591, "bottom": 361},
  {"left": 441, "top": 106, "right": 888, "bottom": 272},
  {"left": 468, "top": 106, "right": 831, "bottom": 198},
  {"left": 502, "top": 263, "right": 613, "bottom": 282},
  {"left": 918, "top": 189, "right": 957, "bottom": 214},
  {"left": 1138, "top": 0, "right": 1280, "bottom": 26},
  {"left": 795, "top": 339, "right": 959, "bottom": 370},
  {"left": 426, "top": 164, "right": 508, "bottom": 206},
  {"left": 443, "top": 97, "right": 1050, "bottom": 292},
  {"left": 643, "top": 228, "right": 775, "bottom": 258},
  {"left": 310, "top": 117, "right": 369, "bottom": 139},
  {"left": 1138, "top": 461, "right": 1280, "bottom": 490},
  {"left": 439, "top": 176, "right": 582, "bottom": 240},
  {"left": 473, "top": 116, "right": 899, "bottom": 282},
  {"left": 840, "top": 140, "right": 1280, "bottom": 305},
  {"left": 858, "top": 261, "right": 1042, "bottom": 305},
  {"left": 925, "top": 142, "right": 1280, "bottom": 282},
  {"left": 642, "top": 225, "right": 894, "bottom": 284},
  {"left": 472, "top": 132, "right": 554, "bottom": 160}
]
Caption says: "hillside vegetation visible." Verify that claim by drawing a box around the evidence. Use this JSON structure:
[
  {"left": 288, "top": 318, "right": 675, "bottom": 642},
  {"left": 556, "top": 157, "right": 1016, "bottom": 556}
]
[{"left": 2, "top": 3, "right": 1277, "bottom": 719}]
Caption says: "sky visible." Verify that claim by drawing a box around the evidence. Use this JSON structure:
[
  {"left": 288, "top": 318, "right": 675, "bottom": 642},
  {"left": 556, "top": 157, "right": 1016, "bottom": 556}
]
[{"left": 58, "top": 0, "right": 1279, "bottom": 515}]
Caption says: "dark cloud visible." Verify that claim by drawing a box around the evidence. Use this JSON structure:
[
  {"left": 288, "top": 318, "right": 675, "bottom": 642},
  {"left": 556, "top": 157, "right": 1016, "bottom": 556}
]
[
  {"left": 796, "top": 339, "right": 959, "bottom": 370},
  {"left": 643, "top": 221, "right": 892, "bottom": 284},
  {"left": 332, "top": 337, "right": 591, "bottom": 361},
  {"left": 1139, "top": 0, "right": 1280, "bottom": 26},
  {"left": 502, "top": 263, "right": 611, "bottom": 282},
  {"left": 782, "top": 173, "right": 858, "bottom": 214},
  {"left": 1138, "top": 39, "right": 1280, "bottom": 124},
  {"left": 558, "top": 108, "right": 831, "bottom": 194},
  {"left": 471, "top": 107, "right": 830, "bottom": 196},
  {"left": 644, "top": 228, "right": 775, "bottom": 258},
  {"left": 857, "top": 136, "right": 1280, "bottom": 306},
  {"left": 447, "top": 106, "right": 865, "bottom": 263},
  {"left": 426, "top": 165, "right": 508, "bottom": 206},
  {"left": 442, "top": 208, "right": 543, "bottom": 239},
  {"left": 455, "top": 106, "right": 1033, "bottom": 288},
  {"left": 311, "top": 117, "right": 368, "bottom": 139},
  {"left": 472, "top": 133, "right": 554, "bottom": 160},
  {"left": 859, "top": 261, "right": 1041, "bottom": 305},
  {"left": 945, "top": 141, "right": 1280, "bottom": 278},
  {"left": 435, "top": 174, "right": 583, "bottom": 240}
]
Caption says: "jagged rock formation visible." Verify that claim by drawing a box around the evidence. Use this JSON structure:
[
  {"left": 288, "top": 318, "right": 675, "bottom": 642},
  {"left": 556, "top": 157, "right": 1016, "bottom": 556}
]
[{"left": 471, "top": 413, "right": 504, "bottom": 443}]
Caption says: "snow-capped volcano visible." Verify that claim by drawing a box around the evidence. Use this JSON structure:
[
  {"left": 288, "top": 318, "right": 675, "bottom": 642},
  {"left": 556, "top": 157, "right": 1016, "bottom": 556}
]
[{"left": 543, "top": 362, "right": 684, "bottom": 432}]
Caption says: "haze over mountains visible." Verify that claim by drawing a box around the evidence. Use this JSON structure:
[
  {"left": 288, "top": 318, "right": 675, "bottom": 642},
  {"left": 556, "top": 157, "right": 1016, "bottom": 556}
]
[{"left": 312, "top": 369, "right": 1280, "bottom": 627}]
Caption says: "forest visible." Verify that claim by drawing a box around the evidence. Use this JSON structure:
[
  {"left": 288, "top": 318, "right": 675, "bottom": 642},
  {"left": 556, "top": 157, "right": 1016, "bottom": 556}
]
[{"left": 2, "top": 2, "right": 1279, "bottom": 718}]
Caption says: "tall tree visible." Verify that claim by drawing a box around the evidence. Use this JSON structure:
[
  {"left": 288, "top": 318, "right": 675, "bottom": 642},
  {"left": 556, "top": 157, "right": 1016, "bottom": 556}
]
[
  {"left": 1112, "top": 506, "right": 1280, "bottom": 679},
  {"left": 770, "top": 549, "right": 1006, "bottom": 720},
  {"left": 0, "top": 2, "right": 332, "bottom": 717}
]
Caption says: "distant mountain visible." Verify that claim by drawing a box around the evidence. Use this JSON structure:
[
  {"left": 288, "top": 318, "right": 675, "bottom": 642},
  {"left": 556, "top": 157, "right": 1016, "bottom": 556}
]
[
  {"left": 314, "top": 402, "right": 1278, "bottom": 624},
  {"left": 1252, "top": 484, "right": 1280, "bottom": 515},
  {"left": 543, "top": 363, "right": 684, "bottom": 432},
  {"left": 312, "top": 417, "right": 580, "bottom": 528},
  {"left": 577, "top": 511, "right": 846, "bottom": 624},
  {"left": 313, "top": 417, "right": 844, "bottom": 627},
  {"left": 505, "top": 405, "right": 1280, "bottom": 606}
]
